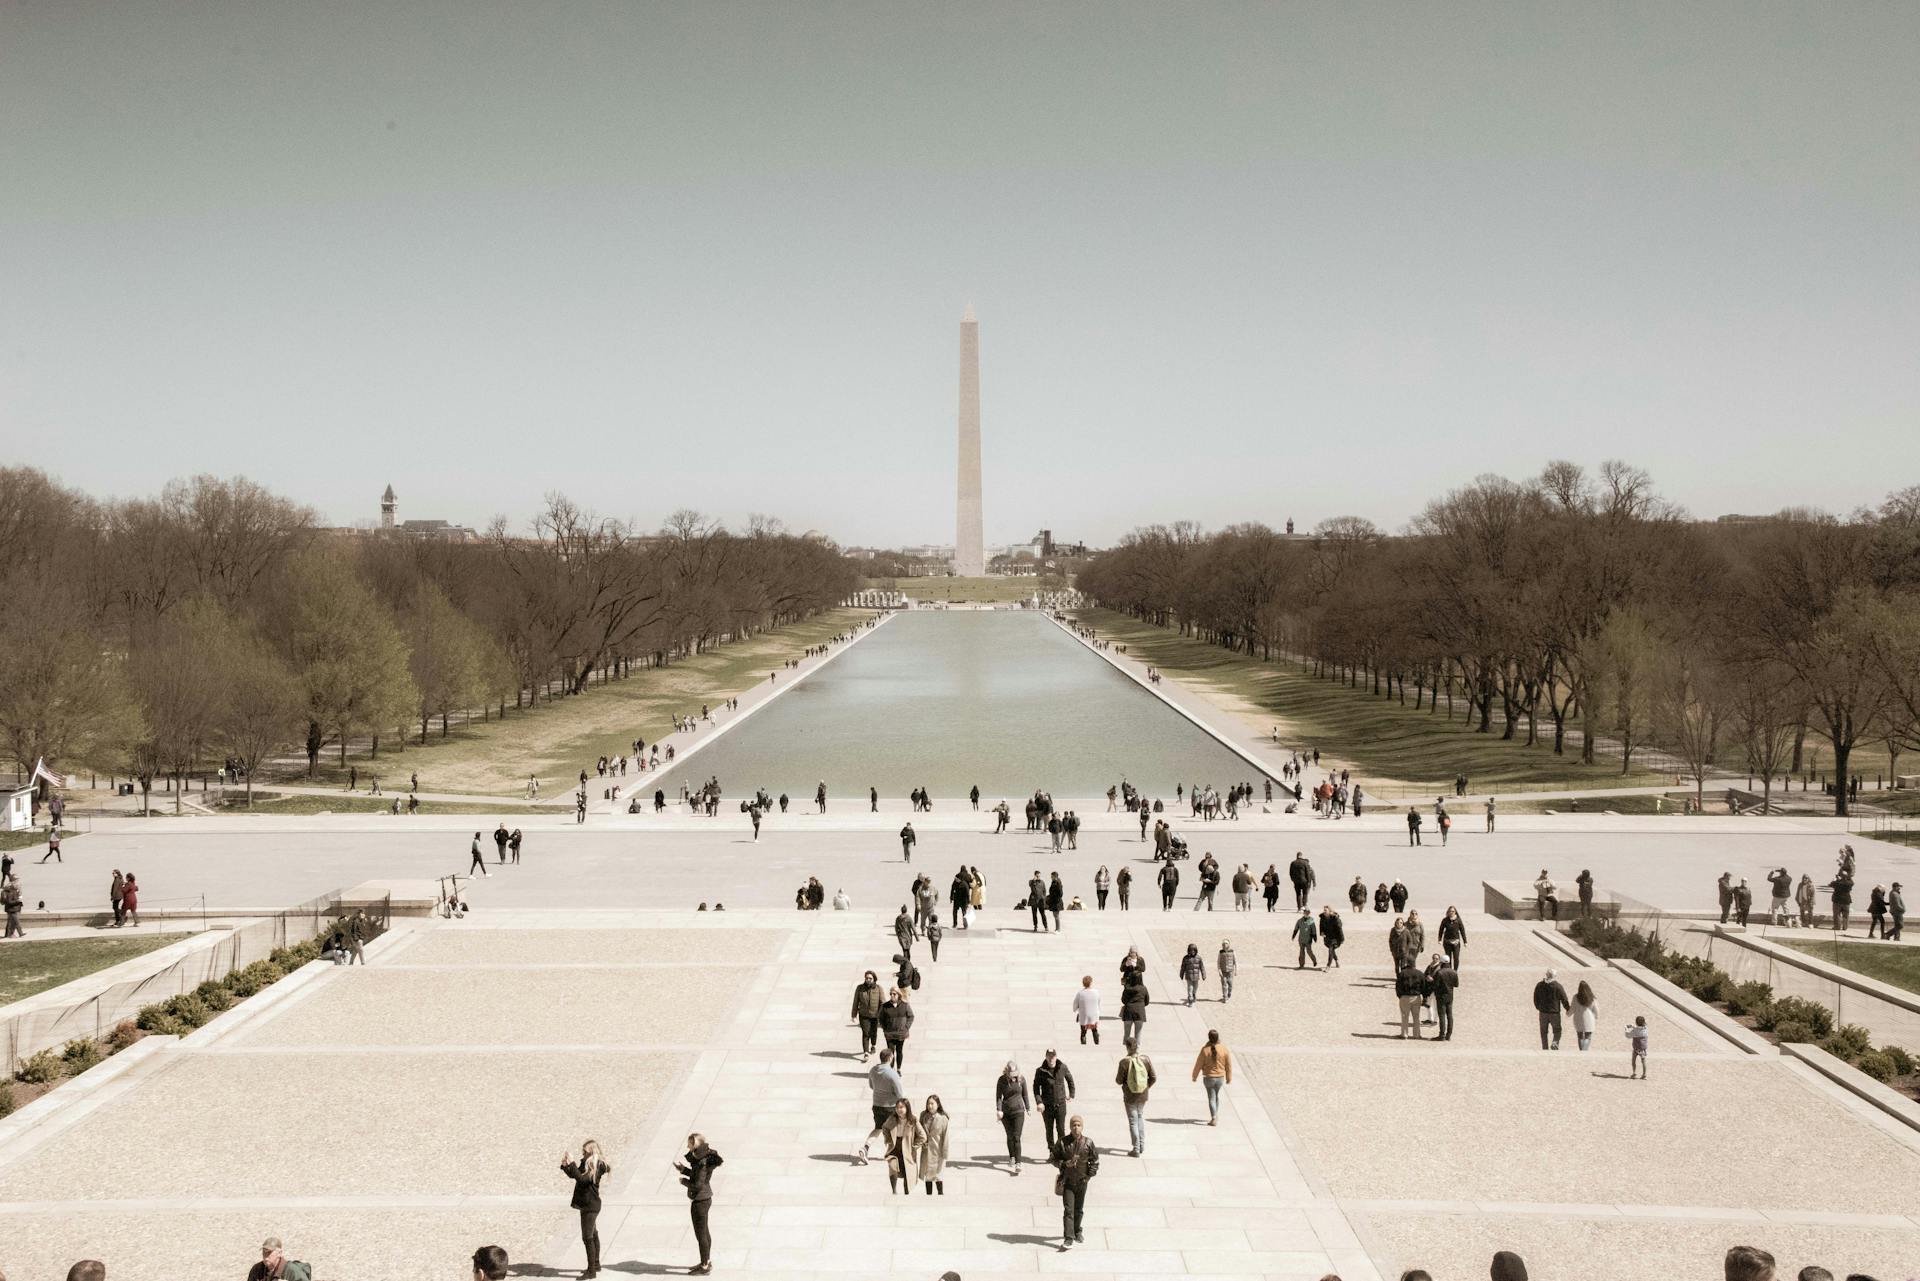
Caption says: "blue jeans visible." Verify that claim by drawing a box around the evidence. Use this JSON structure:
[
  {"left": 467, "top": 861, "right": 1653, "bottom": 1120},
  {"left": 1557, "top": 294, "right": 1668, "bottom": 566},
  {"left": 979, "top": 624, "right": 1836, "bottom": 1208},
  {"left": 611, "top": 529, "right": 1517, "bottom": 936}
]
[
  {"left": 1203, "top": 1075, "right": 1223, "bottom": 1118},
  {"left": 1185, "top": 977, "right": 1198, "bottom": 1004},
  {"left": 1125, "top": 1101, "right": 1145, "bottom": 1154}
]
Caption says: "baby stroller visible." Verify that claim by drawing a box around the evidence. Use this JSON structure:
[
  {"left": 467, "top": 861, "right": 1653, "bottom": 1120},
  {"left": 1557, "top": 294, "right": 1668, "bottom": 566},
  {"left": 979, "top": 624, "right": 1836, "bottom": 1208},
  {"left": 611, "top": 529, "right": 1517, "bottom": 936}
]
[{"left": 1165, "top": 833, "right": 1191, "bottom": 861}]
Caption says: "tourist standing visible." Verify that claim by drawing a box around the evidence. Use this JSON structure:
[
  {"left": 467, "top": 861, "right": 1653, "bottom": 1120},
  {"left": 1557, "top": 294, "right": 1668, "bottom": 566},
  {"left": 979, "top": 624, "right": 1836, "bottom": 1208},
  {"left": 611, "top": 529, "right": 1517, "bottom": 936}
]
[
  {"left": 1191, "top": 1029, "right": 1232, "bottom": 1125},
  {"left": 1796, "top": 873, "right": 1817, "bottom": 927},
  {"left": 851, "top": 970, "right": 883, "bottom": 1060},
  {"left": 1292, "top": 910, "right": 1319, "bottom": 969},
  {"left": 1217, "top": 939, "right": 1237, "bottom": 1000},
  {"left": 918, "top": 1095, "right": 949, "bottom": 1194},
  {"left": 1349, "top": 877, "right": 1367, "bottom": 913},
  {"left": 1429, "top": 956, "right": 1458, "bottom": 1040},
  {"left": 816, "top": 782, "right": 827, "bottom": 813},
  {"left": 1034, "top": 1048, "right": 1076, "bottom": 1151},
  {"left": 559, "top": 1140, "right": 608, "bottom": 1278},
  {"left": 1485, "top": 797, "right": 1496, "bottom": 831},
  {"left": 1178, "top": 943, "right": 1205, "bottom": 1004},
  {"left": 122, "top": 873, "right": 140, "bottom": 926},
  {"left": 994, "top": 1060, "right": 1030, "bottom": 1174},
  {"left": 1028, "top": 871, "right": 1049, "bottom": 933},
  {"left": 675, "top": 1134, "right": 722, "bottom": 1276},
  {"left": 1158, "top": 861, "right": 1179, "bottom": 910},
  {"left": 859, "top": 1050, "right": 905, "bottom": 1163},
  {"left": 1095, "top": 865, "right": 1110, "bottom": 909},
  {"left": 925, "top": 918, "right": 942, "bottom": 962},
  {"left": 1318, "top": 905, "right": 1344, "bottom": 968},
  {"left": 1626, "top": 1016, "right": 1650, "bottom": 1078},
  {"left": 1394, "top": 958, "right": 1424, "bottom": 1038},
  {"left": 1533, "top": 870, "right": 1558, "bottom": 921},
  {"left": 1050, "top": 1116, "right": 1100, "bottom": 1249},
  {"left": 1534, "top": 969, "right": 1571, "bottom": 1050},
  {"left": 950, "top": 867, "right": 971, "bottom": 927},
  {"left": 1120, "top": 971, "right": 1150, "bottom": 1047},
  {"left": 1892, "top": 882, "right": 1906, "bottom": 941},
  {"left": 1289, "top": 852, "right": 1315, "bottom": 910},
  {"left": 1767, "top": 867, "right": 1793, "bottom": 924},
  {"left": 970, "top": 866, "right": 984, "bottom": 921},
  {"left": 1, "top": 873, "right": 22, "bottom": 938},
  {"left": 1231, "top": 864, "right": 1252, "bottom": 911},
  {"left": 1717, "top": 872, "right": 1734, "bottom": 924},
  {"left": 1072, "top": 975, "right": 1102, "bottom": 1045},
  {"left": 1262, "top": 864, "right": 1281, "bottom": 912},
  {"left": 1576, "top": 868, "right": 1594, "bottom": 917},
  {"left": 1116, "top": 1038, "right": 1156, "bottom": 1156},
  {"left": 1406, "top": 807, "right": 1422, "bottom": 846},
  {"left": 509, "top": 829, "right": 522, "bottom": 864},
  {"left": 1116, "top": 866, "right": 1132, "bottom": 910},
  {"left": 110, "top": 870, "right": 125, "bottom": 928},
  {"left": 1047, "top": 872, "right": 1065, "bottom": 931},
  {"left": 900, "top": 822, "right": 916, "bottom": 863}
]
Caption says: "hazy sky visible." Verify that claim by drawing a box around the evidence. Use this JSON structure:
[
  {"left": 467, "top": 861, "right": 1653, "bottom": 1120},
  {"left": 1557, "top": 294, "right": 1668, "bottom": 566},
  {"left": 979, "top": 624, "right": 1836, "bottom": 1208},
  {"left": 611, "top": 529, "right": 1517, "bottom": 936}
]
[{"left": 4, "top": 2, "right": 1916, "bottom": 546}]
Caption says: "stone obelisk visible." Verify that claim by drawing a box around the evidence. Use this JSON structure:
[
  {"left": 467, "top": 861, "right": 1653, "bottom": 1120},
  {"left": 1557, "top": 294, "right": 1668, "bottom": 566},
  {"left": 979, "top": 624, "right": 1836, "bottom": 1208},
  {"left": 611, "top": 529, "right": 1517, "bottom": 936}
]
[{"left": 954, "top": 304, "right": 985, "bottom": 576}]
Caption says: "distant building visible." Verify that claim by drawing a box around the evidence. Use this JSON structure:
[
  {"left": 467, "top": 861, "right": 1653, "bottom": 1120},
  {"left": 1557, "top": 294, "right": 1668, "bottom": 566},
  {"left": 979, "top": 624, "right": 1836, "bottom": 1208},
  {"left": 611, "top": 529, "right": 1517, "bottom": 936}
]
[
  {"left": 322, "top": 486, "right": 476, "bottom": 541},
  {"left": 381, "top": 484, "right": 397, "bottom": 529}
]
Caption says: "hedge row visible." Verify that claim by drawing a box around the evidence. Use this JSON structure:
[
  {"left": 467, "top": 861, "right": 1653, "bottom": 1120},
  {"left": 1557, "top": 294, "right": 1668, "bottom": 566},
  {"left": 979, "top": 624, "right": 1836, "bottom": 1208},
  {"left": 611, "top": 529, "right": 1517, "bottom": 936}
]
[
  {"left": 1567, "top": 916, "right": 1918, "bottom": 1084},
  {"left": 2, "top": 936, "right": 326, "bottom": 1117}
]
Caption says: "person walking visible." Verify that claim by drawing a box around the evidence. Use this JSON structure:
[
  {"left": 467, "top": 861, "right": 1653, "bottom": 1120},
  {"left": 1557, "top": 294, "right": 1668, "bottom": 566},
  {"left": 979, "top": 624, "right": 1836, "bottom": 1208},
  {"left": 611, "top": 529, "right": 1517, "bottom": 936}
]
[
  {"left": 38, "top": 828, "right": 61, "bottom": 863},
  {"left": 1115, "top": 1038, "right": 1156, "bottom": 1156},
  {"left": 110, "top": 870, "right": 126, "bottom": 928},
  {"left": 1231, "top": 864, "right": 1253, "bottom": 911},
  {"left": 994, "top": 1060, "right": 1030, "bottom": 1175},
  {"left": 925, "top": 918, "right": 942, "bottom": 962},
  {"left": 559, "top": 1140, "right": 609, "bottom": 1278},
  {"left": 1178, "top": 943, "right": 1205, "bottom": 1004},
  {"left": 881, "top": 1098, "right": 922, "bottom": 1195},
  {"left": 859, "top": 1050, "right": 906, "bottom": 1164},
  {"left": 1438, "top": 906, "right": 1467, "bottom": 972},
  {"left": 1572, "top": 980, "right": 1599, "bottom": 1050},
  {"left": 1194, "top": 860, "right": 1218, "bottom": 911},
  {"left": 1262, "top": 864, "right": 1281, "bottom": 912},
  {"left": 1095, "top": 865, "right": 1111, "bottom": 910},
  {"left": 879, "top": 987, "right": 915, "bottom": 1069},
  {"left": 1319, "top": 905, "right": 1344, "bottom": 968},
  {"left": 949, "top": 866, "right": 971, "bottom": 928},
  {"left": 1050, "top": 1115, "right": 1100, "bottom": 1249},
  {"left": 469, "top": 833, "right": 490, "bottom": 878},
  {"left": 1394, "top": 958, "right": 1424, "bottom": 1039},
  {"left": 1072, "top": 975, "right": 1102, "bottom": 1045},
  {"left": 1120, "top": 970, "right": 1150, "bottom": 1047},
  {"left": 851, "top": 970, "right": 884, "bottom": 1061},
  {"left": 1349, "top": 876, "right": 1367, "bottom": 913},
  {"left": 1034, "top": 1048, "right": 1076, "bottom": 1152},
  {"left": 1389, "top": 880, "right": 1409, "bottom": 913},
  {"left": 895, "top": 905, "right": 915, "bottom": 954},
  {"left": 1158, "top": 860, "right": 1179, "bottom": 910},
  {"left": 675, "top": 1133, "right": 722, "bottom": 1275},
  {"left": 1534, "top": 969, "right": 1572, "bottom": 1050},
  {"left": 493, "top": 823, "right": 510, "bottom": 864},
  {"left": 1406, "top": 807, "right": 1423, "bottom": 846},
  {"left": 1288, "top": 852, "right": 1315, "bottom": 911},
  {"left": 870, "top": 786, "right": 879, "bottom": 814},
  {"left": 1217, "top": 939, "right": 1237, "bottom": 1000},
  {"left": 899, "top": 822, "right": 916, "bottom": 863},
  {"left": 1116, "top": 865, "right": 1132, "bottom": 910},
  {"left": 1028, "top": 871, "right": 1049, "bottom": 933},
  {"left": 1292, "top": 909, "right": 1319, "bottom": 969},
  {"left": 121, "top": 873, "right": 140, "bottom": 927},
  {"left": 970, "top": 784, "right": 980, "bottom": 810},
  {"left": 1429, "top": 956, "right": 1458, "bottom": 1040},
  {"left": 1892, "top": 882, "right": 1906, "bottom": 941},
  {"left": 1191, "top": 1029, "right": 1233, "bottom": 1125},
  {"left": 509, "top": 829, "right": 522, "bottom": 864},
  {"left": 1717, "top": 872, "right": 1734, "bottom": 924},
  {"left": 918, "top": 1095, "right": 949, "bottom": 1195}
]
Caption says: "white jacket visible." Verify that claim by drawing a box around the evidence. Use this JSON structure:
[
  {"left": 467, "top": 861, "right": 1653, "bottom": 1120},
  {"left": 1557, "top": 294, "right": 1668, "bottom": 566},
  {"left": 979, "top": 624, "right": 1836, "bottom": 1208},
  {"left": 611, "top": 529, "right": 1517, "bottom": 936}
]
[{"left": 1071, "top": 987, "right": 1101, "bottom": 1026}]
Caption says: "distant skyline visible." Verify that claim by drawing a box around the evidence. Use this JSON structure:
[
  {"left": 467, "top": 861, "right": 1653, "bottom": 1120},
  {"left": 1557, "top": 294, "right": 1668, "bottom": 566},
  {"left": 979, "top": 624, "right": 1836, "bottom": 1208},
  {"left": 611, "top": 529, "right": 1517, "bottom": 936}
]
[{"left": 4, "top": 2, "right": 1916, "bottom": 545}]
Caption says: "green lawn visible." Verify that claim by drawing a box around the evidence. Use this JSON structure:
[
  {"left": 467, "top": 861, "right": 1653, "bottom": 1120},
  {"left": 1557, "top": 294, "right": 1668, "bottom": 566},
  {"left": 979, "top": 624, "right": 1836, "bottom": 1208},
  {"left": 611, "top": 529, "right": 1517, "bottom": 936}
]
[
  {"left": 0, "top": 827, "right": 74, "bottom": 853},
  {"left": 264, "top": 609, "right": 865, "bottom": 797},
  {"left": 1501, "top": 793, "right": 1694, "bottom": 815},
  {"left": 0, "top": 933, "right": 191, "bottom": 1006},
  {"left": 1074, "top": 608, "right": 1666, "bottom": 792},
  {"left": 1781, "top": 939, "right": 1920, "bottom": 997}
]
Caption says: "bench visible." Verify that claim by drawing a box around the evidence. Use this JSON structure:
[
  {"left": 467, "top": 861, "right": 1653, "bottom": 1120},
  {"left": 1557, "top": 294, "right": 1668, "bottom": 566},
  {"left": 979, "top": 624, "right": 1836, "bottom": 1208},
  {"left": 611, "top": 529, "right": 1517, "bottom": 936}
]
[{"left": 1483, "top": 880, "right": 1616, "bottom": 921}]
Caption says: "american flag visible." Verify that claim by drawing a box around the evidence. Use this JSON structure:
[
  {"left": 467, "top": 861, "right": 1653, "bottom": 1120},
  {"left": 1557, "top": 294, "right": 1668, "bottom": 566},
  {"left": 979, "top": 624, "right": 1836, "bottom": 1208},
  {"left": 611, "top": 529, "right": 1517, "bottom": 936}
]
[{"left": 29, "top": 757, "right": 68, "bottom": 788}]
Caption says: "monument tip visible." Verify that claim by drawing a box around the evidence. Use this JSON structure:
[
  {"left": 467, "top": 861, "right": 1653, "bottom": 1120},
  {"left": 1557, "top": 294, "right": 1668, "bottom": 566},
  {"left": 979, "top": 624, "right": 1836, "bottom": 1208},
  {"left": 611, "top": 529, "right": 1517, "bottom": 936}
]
[{"left": 962, "top": 303, "right": 976, "bottom": 323}]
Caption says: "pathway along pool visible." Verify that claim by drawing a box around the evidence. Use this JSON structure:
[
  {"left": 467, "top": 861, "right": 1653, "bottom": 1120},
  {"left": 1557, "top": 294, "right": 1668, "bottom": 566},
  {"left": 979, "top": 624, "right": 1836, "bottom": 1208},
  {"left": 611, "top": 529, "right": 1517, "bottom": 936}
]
[{"left": 653, "top": 610, "right": 1268, "bottom": 800}]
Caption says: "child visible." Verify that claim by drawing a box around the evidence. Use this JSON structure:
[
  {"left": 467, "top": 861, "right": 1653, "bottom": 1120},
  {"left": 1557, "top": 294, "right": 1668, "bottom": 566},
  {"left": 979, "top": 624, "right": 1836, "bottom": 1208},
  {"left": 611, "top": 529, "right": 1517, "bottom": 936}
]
[{"left": 1626, "top": 1015, "right": 1649, "bottom": 1078}]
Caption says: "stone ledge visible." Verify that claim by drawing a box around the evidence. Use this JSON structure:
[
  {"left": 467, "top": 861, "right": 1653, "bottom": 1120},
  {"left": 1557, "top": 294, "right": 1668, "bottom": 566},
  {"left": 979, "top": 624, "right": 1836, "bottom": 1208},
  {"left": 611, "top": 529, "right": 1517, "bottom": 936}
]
[
  {"left": 1607, "top": 958, "right": 1776, "bottom": 1056},
  {"left": 1781, "top": 1042, "right": 1920, "bottom": 1135},
  {"left": 1712, "top": 925, "right": 1920, "bottom": 1018},
  {"left": 1482, "top": 880, "right": 1616, "bottom": 921}
]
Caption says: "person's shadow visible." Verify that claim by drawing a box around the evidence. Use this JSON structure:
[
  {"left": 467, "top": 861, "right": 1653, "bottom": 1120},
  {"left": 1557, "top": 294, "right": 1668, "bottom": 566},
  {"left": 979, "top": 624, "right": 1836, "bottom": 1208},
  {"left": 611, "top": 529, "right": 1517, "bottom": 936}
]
[
  {"left": 1590, "top": 1071, "right": 1637, "bottom": 1080},
  {"left": 987, "top": 1232, "right": 1056, "bottom": 1246}
]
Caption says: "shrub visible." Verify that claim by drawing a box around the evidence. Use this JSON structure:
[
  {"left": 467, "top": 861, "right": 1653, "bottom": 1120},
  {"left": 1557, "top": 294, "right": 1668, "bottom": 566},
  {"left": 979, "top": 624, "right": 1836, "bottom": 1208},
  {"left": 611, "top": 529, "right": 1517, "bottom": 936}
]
[
  {"left": 1772, "top": 1020, "right": 1814, "bottom": 1045},
  {"left": 269, "top": 946, "right": 298, "bottom": 969},
  {"left": 159, "top": 993, "right": 211, "bottom": 1029},
  {"left": 1855, "top": 1050, "right": 1898, "bottom": 1083},
  {"left": 0, "top": 1080, "right": 13, "bottom": 1117},
  {"left": 1684, "top": 968, "right": 1727, "bottom": 1004},
  {"left": 136, "top": 1010, "right": 187, "bottom": 1037},
  {"left": 1765, "top": 996, "right": 1834, "bottom": 1039},
  {"left": 1725, "top": 981, "right": 1774, "bottom": 1019},
  {"left": 1821, "top": 1024, "right": 1873, "bottom": 1063},
  {"left": 1883, "top": 1045, "right": 1917, "bottom": 1078},
  {"left": 13, "top": 1049, "right": 63, "bottom": 1085},
  {"left": 105, "top": 1020, "right": 140, "bottom": 1054},
  {"left": 60, "top": 1038, "right": 101, "bottom": 1074},
  {"left": 193, "top": 980, "right": 234, "bottom": 1013}
]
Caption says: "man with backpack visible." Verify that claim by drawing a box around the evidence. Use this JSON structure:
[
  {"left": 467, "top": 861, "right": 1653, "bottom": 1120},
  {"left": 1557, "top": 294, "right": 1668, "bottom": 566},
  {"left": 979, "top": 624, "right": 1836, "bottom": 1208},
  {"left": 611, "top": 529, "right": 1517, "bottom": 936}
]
[{"left": 1114, "top": 1039, "right": 1157, "bottom": 1157}]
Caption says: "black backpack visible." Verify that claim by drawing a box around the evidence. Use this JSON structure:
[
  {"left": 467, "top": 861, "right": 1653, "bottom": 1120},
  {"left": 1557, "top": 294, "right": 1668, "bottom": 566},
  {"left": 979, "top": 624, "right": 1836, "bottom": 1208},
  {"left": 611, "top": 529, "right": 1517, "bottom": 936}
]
[{"left": 909, "top": 966, "right": 922, "bottom": 991}]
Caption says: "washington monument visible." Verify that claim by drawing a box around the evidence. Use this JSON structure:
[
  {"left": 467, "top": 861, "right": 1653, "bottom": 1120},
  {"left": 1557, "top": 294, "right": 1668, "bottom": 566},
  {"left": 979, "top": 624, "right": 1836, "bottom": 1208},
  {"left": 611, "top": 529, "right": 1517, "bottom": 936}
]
[{"left": 954, "top": 304, "right": 984, "bottom": 576}]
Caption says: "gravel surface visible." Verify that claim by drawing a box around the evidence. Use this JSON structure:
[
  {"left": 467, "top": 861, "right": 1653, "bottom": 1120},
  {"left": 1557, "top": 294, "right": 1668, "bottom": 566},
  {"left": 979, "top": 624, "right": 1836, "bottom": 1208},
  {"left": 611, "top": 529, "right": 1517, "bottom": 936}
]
[
  {"left": 1252, "top": 1052, "right": 1920, "bottom": 1215},
  {"left": 0, "top": 1206, "right": 564, "bottom": 1281},
  {"left": 399, "top": 926, "right": 787, "bottom": 966},
  {"left": 240, "top": 965, "right": 758, "bottom": 1046},
  {"left": 1366, "top": 1211, "right": 1920, "bottom": 1281},
  {"left": 0, "top": 1050, "right": 685, "bottom": 1200}
]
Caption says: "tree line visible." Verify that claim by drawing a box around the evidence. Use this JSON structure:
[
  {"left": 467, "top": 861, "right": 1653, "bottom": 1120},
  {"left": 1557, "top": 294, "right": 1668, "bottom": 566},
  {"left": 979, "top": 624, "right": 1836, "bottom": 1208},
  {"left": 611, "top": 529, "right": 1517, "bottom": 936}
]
[
  {"left": 0, "top": 469, "right": 857, "bottom": 807},
  {"left": 1078, "top": 462, "right": 1920, "bottom": 815}
]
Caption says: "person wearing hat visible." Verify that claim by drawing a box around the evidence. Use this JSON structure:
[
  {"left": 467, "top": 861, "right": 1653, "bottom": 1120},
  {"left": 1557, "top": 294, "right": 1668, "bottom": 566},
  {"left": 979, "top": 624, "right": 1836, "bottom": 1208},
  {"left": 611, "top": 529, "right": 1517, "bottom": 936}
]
[
  {"left": 246, "top": 1237, "right": 313, "bottom": 1281},
  {"left": 1033, "top": 1048, "right": 1076, "bottom": 1150},
  {"left": 1891, "top": 881, "right": 1907, "bottom": 941},
  {"left": 1532, "top": 970, "right": 1571, "bottom": 1050}
]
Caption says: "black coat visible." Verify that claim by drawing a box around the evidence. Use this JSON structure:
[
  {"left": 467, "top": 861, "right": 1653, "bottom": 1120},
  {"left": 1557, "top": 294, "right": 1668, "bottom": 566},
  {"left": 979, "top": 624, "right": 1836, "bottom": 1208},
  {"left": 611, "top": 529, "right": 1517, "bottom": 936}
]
[
  {"left": 1034, "top": 1058, "right": 1076, "bottom": 1111},
  {"left": 680, "top": 1147, "right": 723, "bottom": 1201},
  {"left": 562, "top": 1157, "right": 607, "bottom": 1212}
]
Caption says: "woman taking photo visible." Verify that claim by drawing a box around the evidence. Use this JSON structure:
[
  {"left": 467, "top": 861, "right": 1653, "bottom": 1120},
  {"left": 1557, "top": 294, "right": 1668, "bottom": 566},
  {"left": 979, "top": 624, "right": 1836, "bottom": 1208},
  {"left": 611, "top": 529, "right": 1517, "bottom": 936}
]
[{"left": 559, "top": 1139, "right": 609, "bottom": 1278}]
